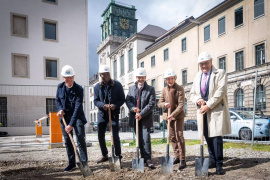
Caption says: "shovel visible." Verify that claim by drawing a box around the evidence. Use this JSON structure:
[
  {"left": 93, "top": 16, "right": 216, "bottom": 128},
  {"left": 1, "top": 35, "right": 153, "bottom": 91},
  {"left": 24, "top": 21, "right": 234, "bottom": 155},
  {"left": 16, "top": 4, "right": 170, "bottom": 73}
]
[
  {"left": 62, "top": 117, "right": 93, "bottom": 177},
  {"left": 195, "top": 109, "right": 209, "bottom": 177},
  {"left": 161, "top": 107, "right": 174, "bottom": 174},
  {"left": 132, "top": 109, "right": 144, "bottom": 172},
  {"left": 108, "top": 107, "right": 121, "bottom": 171}
]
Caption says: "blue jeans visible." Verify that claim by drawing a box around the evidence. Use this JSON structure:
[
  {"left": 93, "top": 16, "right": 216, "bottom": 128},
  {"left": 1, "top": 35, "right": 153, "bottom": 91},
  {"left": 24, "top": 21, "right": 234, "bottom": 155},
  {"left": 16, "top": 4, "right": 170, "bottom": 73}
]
[
  {"left": 98, "top": 120, "right": 121, "bottom": 157},
  {"left": 60, "top": 118, "right": 88, "bottom": 166}
]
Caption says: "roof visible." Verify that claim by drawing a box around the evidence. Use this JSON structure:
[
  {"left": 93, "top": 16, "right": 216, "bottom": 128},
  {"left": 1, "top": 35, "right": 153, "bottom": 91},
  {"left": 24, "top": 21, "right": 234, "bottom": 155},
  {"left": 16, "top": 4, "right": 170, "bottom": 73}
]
[{"left": 138, "top": 24, "right": 167, "bottom": 38}]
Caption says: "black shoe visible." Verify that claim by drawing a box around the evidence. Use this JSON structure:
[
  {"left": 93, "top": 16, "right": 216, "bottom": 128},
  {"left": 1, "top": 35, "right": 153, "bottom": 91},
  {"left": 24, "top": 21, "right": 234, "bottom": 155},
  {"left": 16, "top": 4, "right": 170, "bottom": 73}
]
[
  {"left": 96, "top": 155, "right": 108, "bottom": 164},
  {"left": 64, "top": 164, "right": 76, "bottom": 172},
  {"left": 209, "top": 161, "right": 216, "bottom": 169},
  {"left": 178, "top": 160, "right": 186, "bottom": 170},
  {"left": 216, "top": 167, "right": 225, "bottom": 175},
  {"left": 145, "top": 160, "right": 155, "bottom": 169},
  {"left": 173, "top": 158, "right": 180, "bottom": 164}
]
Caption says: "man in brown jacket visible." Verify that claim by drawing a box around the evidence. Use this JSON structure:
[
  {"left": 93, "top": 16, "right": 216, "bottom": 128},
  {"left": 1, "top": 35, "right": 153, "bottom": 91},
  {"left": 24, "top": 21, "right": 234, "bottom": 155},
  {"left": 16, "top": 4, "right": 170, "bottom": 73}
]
[{"left": 158, "top": 68, "right": 186, "bottom": 170}]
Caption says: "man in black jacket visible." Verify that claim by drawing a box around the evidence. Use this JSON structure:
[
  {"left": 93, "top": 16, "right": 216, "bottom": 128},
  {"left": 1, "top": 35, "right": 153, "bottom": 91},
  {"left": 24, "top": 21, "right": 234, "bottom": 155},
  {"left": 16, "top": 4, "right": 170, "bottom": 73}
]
[
  {"left": 94, "top": 65, "right": 125, "bottom": 164},
  {"left": 126, "top": 68, "right": 156, "bottom": 168},
  {"left": 55, "top": 65, "right": 88, "bottom": 172}
]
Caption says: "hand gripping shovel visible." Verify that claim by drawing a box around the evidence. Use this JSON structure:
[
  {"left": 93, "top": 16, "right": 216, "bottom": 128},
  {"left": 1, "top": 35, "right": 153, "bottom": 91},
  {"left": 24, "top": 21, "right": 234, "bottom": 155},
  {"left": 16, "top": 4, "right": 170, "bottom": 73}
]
[
  {"left": 108, "top": 107, "right": 121, "bottom": 171},
  {"left": 62, "top": 117, "right": 93, "bottom": 177},
  {"left": 132, "top": 110, "right": 144, "bottom": 172},
  {"left": 161, "top": 108, "right": 174, "bottom": 174},
  {"left": 195, "top": 108, "right": 209, "bottom": 177}
]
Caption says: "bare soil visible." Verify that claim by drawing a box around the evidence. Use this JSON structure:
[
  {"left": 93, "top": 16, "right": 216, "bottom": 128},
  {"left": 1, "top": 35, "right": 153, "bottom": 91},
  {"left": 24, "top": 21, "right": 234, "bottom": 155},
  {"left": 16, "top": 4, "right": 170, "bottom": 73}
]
[{"left": 0, "top": 143, "right": 270, "bottom": 180}]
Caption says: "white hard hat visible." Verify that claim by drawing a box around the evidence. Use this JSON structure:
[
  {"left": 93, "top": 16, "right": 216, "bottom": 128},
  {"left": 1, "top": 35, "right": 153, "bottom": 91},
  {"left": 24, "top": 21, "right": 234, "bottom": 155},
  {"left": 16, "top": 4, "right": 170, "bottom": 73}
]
[
  {"left": 99, "top": 65, "right": 110, "bottom": 73},
  {"left": 198, "top": 52, "right": 212, "bottom": 63},
  {"left": 136, "top": 68, "right": 147, "bottom": 77},
  {"left": 61, "top": 65, "right": 75, "bottom": 77},
  {"left": 164, "top": 68, "right": 177, "bottom": 79}
]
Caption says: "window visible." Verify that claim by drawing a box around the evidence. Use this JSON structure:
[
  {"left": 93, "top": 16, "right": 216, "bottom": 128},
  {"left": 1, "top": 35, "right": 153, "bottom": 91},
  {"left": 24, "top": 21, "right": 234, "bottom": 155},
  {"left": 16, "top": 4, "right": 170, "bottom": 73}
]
[
  {"left": 182, "top": 38, "right": 186, "bottom": 52},
  {"left": 94, "top": 113, "right": 96, "bottom": 122},
  {"left": 235, "top": 89, "right": 244, "bottom": 107},
  {"left": 184, "top": 98, "right": 187, "bottom": 114},
  {"left": 45, "top": 58, "right": 58, "bottom": 78},
  {"left": 204, "top": 25, "right": 210, "bottom": 42},
  {"left": 120, "top": 55, "right": 124, "bottom": 75},
  {"left": 182, "top": 70, "right": 187, "bottom": 85},
  {"left": 42, "top": 0, "right": 57, "bottom": 4},
  {"left": 256, "top": 85, "right": 266, "bottom": 110},
  {"left": 254, "top": 0, "right": 264, "bottom": 18},
  {"left": 113, "top": 60, "right": 117, "bottom": 79},
  {"left": 122, "top": 31, "right": 126, "bottom": 37},
  {"left": 235, "top": 7, "right": 243, "bottom": 27},
  {"left": 121, "top": 107, "right": 125, "bottom": 118},
  {"left": 11, "top": 13, "right": 28, "bottom": 37},
  {"left": 141, "top": 61, "right": 144, "bottom": 68},
  {"left": 164, "top": 81, "right": 167, "bottom": 87},
  {"left": 151, "top": 56, "right": 155, "bottom": 67},
  {"left": 43, "top": 19, "right": 57, "bottom": 41},
  {"left": 46, "top": 98, "right": 57, "bottom": 126},
  {"left": 236, "top": 51, "right": 244, "bottom": 71},
  {"left": 12, "top": 53, "right": 29, "bottom": 78},
  {"left": 114, "top": 29, "right": 118, "bottom": 36},
  {"left": 164, "top": 48, "right": 169, "bottom": 61},
  {"left": 218, "top": 16, "right": 225, "bottom": 35},
  {"left": 219, "top": 57, "right": 226, "bottom": 71},
  {"left": 151, "top": 79, "right": 156, "bottom": 89},
  {"left": 0, "top": 97, "right": 7, "bottom": 127},
  {"left": 90, "top": 101, "right": 93, "bottom": 109},
  {"left": 255, "top": 43, "right": 265, "bottom": 65},
  {"left": 128, "top": 49, "right": 133, "bottom": 71}
]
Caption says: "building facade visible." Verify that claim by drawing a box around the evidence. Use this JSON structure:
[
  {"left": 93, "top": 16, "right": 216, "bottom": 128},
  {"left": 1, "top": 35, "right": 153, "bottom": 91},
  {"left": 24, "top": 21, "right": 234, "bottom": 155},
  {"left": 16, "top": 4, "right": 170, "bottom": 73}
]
[
  {"left": 138, "top": 0, "right": 270, "bottom": 120},
  {"left": 0, "top": 0, "right": 89, "bottom": 135}
]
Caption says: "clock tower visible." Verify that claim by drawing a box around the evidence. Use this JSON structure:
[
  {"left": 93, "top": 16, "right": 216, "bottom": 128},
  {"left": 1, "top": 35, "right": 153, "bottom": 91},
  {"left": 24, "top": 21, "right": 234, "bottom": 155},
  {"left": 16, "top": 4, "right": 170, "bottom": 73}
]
[{"left": 101, "top": 0, "right": 138, "bottom": 41}]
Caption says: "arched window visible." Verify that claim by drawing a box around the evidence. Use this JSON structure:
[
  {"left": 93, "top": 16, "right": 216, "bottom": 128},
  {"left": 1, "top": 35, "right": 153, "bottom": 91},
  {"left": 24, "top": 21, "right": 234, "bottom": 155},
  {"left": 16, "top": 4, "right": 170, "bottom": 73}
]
[
  {"left": 90, "top": 114, "right": 93, "bottom": 122},
  {"left": 94, "top": 113, "right": 96, "bottom": 122},
  {"left": 121, "top": 107, "right": 125, "bottom": 118},
  {"left": 256, "top": 85, "right": 266, "bottom": 110},
  {"left": 184, "top": 98, "right": 187, "bottom": 114},
  {"left": 235, "top": 88, "right": 244, "bottom": 107}
]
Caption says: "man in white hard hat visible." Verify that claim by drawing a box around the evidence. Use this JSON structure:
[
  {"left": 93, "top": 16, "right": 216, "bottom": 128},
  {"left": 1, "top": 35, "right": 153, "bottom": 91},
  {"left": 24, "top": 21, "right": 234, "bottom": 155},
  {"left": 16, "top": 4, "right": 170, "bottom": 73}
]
[
  {"left": 158, "top": 68, "right": 186, "bottom": 170},
  {"left": 190, "top": 52, "right": 231, "bottom": 175},
  {"left": 55, "top": 65, "right": 88, "bottom": 172},
  {"left": 126, "top": 67, "right": 156, "bottom": 168},
  {"left": 94, "top": 65, "right": 125, "bottom": 164}
]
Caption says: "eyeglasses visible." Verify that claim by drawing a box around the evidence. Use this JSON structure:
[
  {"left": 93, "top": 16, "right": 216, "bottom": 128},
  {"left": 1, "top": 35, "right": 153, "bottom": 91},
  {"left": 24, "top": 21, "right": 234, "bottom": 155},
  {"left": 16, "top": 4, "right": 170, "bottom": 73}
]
[{"left": 199, "top": 61, "right": 210, "bottom": 66}]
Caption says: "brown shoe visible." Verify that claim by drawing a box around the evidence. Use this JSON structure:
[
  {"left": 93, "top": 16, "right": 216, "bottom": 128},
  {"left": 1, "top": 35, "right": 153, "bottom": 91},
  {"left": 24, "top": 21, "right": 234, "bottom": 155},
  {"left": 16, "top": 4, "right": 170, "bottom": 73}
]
[
  {"left": 178, "top": 160, "right": 186, "bottom": 170},
  {"left": 96, "top": 155, "right": 108, "bottom": 164},
  {"left": 173, "top": 158, "right": 180, "bottom": 164}
]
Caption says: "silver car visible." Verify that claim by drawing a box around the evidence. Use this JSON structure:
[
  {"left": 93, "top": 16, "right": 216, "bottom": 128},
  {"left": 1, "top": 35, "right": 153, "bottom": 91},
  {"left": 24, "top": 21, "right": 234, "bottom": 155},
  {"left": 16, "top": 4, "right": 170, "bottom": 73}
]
[{"left": 228, "top": 111, "right": 270, "bottom": 140}]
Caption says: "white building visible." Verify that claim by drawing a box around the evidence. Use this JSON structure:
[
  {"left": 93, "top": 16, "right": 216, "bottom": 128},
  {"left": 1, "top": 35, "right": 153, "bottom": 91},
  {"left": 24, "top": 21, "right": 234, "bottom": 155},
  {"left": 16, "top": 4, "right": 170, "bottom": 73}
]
[{"left": 0, "top": 0, "right": 89, "bottom": 135}]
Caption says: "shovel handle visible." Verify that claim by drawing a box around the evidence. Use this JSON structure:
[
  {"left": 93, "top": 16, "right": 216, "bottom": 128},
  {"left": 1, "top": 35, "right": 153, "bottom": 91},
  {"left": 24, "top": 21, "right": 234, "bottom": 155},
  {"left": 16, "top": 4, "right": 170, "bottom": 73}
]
[
  {"left": 62, "top": 117, "right": 80, "bottom": 160},
  {"left": 167, "top": 108, "right": 171, "bottom": 145},
  {"left": 200, "top": 105, "right": 204, "bottom": 146},
  {"left": 108, "top": 107, "right": 114, "bottom": 146},
  {"left": 136, "top": 115, "right": 139, "bottom": 148}
]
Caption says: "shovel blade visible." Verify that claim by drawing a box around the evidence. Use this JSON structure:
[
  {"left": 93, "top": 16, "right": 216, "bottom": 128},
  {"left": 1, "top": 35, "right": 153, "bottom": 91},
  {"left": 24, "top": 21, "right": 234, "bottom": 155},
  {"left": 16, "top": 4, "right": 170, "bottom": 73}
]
[
  {"left": 161, "top": 156, "right": 174, "bottom": 174},
  {"left": 132, "top": 158, "right": 144, "bottom": 172},
  {"left": 108, "top": 156, "right": 121, "bottom": 171},
  {"left": 76, "top": 161, "right": 93, "bottom": 178},
  {"left": 195, "top": 157, "right": 209, "bottom": 177}
]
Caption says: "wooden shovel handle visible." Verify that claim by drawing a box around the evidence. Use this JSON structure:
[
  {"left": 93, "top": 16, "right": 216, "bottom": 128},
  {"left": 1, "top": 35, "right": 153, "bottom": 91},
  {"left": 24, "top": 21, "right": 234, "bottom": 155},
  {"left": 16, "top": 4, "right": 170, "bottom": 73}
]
[
  {"left": 167, "top": 108, "right": 171, "bottom": 145},
  {"left": 108, "top": 107, "right": 114, "bottom": 146},
  {"left": 200, "top": 105, "right": 204, "bottom": 146}
]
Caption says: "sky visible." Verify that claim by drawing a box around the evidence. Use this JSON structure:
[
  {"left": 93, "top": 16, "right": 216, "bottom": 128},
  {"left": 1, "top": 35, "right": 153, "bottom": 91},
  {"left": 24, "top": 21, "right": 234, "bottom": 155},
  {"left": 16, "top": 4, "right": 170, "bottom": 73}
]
[{"left": 88, "top": 0, "right": 225, "bottom": 78}]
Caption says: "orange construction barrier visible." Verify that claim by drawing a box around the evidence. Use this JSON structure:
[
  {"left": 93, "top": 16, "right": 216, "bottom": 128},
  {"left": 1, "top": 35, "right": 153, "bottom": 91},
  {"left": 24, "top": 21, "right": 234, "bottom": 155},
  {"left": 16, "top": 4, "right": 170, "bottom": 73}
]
[
  {"left": 49, "top": 112, "right": 63, "bottom": 149},
  {"left": 35, "top": 119, "right": 42, "bottom": 138}
]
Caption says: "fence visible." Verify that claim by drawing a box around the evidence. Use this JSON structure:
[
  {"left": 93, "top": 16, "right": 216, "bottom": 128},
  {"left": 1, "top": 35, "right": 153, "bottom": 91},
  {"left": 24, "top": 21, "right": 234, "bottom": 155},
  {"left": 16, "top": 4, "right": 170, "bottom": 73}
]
[{"left": 0, "top": 69, "right": 270, "bottom": 148}]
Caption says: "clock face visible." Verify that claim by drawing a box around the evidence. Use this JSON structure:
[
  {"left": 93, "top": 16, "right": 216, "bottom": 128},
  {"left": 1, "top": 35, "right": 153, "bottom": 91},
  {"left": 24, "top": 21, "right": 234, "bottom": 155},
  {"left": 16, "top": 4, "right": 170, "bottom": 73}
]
[{"left": 120, "top": 19, "right": 129, "bottom": 29}]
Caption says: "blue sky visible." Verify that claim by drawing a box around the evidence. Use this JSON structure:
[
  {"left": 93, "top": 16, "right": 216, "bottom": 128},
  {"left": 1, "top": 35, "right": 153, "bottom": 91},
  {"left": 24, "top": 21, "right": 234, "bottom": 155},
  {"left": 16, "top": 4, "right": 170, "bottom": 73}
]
[{"left": 88, "top": 0, "right": 225, "bottom": 78}]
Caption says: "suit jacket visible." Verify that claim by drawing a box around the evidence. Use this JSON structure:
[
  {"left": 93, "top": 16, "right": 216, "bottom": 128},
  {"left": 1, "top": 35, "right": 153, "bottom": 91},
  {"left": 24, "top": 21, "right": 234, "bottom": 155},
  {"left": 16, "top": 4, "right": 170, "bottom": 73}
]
[
  {"left": 126, "top": 82, "right": 156, "bottom": 128},
  {"left": 158, "top": 83, "right": 185, "bottom": 120},
  {"left": 94, "top": 79, "right": 125, "bottom": 122},
  {"left": 55, "top": 81, "right": 87, "bottom": 127},
  {"left": 190, "top": 65, "right": 231, "bottom": 137}
]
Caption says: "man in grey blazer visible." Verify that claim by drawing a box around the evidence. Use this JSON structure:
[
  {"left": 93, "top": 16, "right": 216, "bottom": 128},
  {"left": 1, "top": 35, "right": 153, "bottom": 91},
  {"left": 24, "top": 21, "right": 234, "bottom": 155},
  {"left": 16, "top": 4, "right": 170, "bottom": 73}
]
[{"left": 126, "top": 68, "right": 156, "bottom": 168}]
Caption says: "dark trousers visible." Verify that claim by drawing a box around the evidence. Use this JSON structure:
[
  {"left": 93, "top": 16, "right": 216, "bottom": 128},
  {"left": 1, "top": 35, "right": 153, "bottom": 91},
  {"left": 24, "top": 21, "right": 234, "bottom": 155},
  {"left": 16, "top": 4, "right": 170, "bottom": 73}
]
[
  {"left": 60, "top": 118, "right": 88, "bottom": 166},
  {"left": 134, "top": 121, "right": 152, "bottom": 161},
  {"left": 98, "top": 120, "right": 121, "bottom": 156},
  {"left": 203, "top": 114, "right": 223, "bottom": 167}
]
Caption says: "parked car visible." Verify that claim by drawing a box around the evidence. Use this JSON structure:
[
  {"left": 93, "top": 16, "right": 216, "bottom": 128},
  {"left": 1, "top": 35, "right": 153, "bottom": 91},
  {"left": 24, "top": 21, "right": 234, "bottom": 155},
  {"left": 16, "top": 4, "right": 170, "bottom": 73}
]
[
  {"left": 184, "top": 120, "right": 198, "bottom": 131},
  {"left": 227, "top": 110, "right": 270, "bottom": 140},
  {"left": 230, "top": 107, "right": 270, "bottom": 120},
  {"left": 119, "top": 117, "right": 132, "bottom": 132},
  {"left": 150, "top": 126, "right": 154, "bottom": 133},
  {"left": 153, "top": 122, "right": 160, "bottom": 130},
  {"left": 159, "top": 120, "right": 167, "bottom": 130},
  {"left": 93, "top": 122, "right": 98, "bottom": 131}
]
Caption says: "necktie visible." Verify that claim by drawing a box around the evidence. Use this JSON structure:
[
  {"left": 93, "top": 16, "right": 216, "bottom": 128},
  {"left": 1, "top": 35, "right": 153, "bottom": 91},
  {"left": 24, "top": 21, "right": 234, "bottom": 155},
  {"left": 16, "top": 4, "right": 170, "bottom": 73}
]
[
  {"left": 137, "top": 87, "right": 142, "bottom": 108},
  {"left": 201, "top": 73, "right": 207, "bottom": 95}
]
